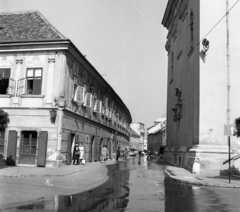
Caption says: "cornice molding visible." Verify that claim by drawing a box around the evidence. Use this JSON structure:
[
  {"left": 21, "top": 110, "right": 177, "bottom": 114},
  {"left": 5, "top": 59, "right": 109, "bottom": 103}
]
[
  {"left": 165, "top": 39, "right": 171, "bottom": 53},
  {"left": 162, "top": 0, "right": 188, "bottom": 28},
  {"left": 179, "top": 0, "right": 188, "bottom": 20}
]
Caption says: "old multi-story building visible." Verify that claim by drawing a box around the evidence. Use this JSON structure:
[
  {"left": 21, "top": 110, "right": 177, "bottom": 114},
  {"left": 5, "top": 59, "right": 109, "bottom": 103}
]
[
  {"left": 162, "top": 0, "right": 240, "bottom": 174},
  {"left": 0, "top": 10, "right": 132, "bottom": 167},
  {"left": 129, "top": 128, "right": 141, "bottom": 150},
  {"left": 130, "top": 122, "right": 145, "bottom": 150},
  {"left": 147, "top": 118, "right": 166, "bottom": 155}
]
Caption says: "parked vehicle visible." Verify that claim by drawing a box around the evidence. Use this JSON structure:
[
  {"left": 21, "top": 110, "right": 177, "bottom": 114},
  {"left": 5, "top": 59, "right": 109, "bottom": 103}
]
[
  {"left": 129, "top": 148, "right": 137, "bottom": 157},
  {"left": 129, "top": 151, "right": 137, "bottom": 157}
]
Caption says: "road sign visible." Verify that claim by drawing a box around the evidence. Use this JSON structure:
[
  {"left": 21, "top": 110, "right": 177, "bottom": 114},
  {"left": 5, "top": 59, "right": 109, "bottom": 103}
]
[{"left": 224, "top": 124, "right": 235, "bottom": 136}]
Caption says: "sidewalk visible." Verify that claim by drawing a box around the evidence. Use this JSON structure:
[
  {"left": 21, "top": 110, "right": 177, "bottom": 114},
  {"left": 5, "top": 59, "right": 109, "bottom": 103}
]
[
  {"left": 0, "top": 164, "right": 85, "bottom": 177},
  {"left": 165, "top": 165, "right": 240, "bottom": 188},
  {"left": 0, "top": 161, "right": 115, "bottom": 209}
]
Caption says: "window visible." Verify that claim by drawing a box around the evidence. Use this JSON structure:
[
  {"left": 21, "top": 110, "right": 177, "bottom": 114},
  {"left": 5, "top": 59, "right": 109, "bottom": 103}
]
[
  {"left": 21, "top": 131, "right": 37, "bottom": 155},
  {"left": 189, "top": 10, "right": 194, "bottom": 48},
  {"left": 0, "top": 69, "right": 15, "bottom": 95},
  {"left": 0, "top": 130, "right": 5, "bottom": 154},
  {"left": 72, "top": 75, "right": 78, "bottom": 99},
  {"left": 26, "top": 68, "right": 42, "bottom": 95},
  {"left": 170, "top": 52, "right": 174, "bottom": 82}
]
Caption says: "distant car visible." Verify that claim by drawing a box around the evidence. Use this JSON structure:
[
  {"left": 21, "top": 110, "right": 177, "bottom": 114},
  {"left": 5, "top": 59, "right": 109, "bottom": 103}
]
[{"left": 129, "top": 150, "right": 137, "bottom": 157}]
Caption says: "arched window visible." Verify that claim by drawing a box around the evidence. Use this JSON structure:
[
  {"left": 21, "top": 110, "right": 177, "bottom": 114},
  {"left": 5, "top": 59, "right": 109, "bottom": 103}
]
[
  {"left": 170, "top": 51, "right": 174, "bottom": 82},
  {"left": 190, "top": 10, "right": 194, "bottom": 48}
]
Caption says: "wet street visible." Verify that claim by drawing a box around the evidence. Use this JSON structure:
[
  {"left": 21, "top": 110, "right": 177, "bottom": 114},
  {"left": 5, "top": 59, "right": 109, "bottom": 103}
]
[{"left": 3, "top": 157, "right": 240, "bottom": 212}]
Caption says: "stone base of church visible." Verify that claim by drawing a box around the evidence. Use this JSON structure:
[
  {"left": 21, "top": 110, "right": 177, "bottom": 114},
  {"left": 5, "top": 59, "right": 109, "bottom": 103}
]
[{"left": 163, "top": 145, "right": 240, "bottom": 176}]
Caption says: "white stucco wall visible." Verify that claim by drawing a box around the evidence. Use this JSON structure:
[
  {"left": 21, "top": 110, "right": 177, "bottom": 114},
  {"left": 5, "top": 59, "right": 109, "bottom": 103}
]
[{"left": 199, "top": 0, "right": 240, "bottom": 149}]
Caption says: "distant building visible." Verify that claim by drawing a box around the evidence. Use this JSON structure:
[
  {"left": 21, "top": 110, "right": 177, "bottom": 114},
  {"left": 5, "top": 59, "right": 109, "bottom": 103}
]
[
  {"left": 143, "top": 129, "right": 148, "bottom": 150},
  {"left": 129, "top": 128, "right": 141, "bottom": 150},
  {"left": 130, "top": 122, "right": 145, "bottom": 150},
  {"left": 0, "top": 10, "right": 132, "bottom": 167},
  {"left": 162, "top": 0, "right": 240, "bottom": 174},
  {"left": 147, "top": 118, "right": 166, "bottom": 155}
]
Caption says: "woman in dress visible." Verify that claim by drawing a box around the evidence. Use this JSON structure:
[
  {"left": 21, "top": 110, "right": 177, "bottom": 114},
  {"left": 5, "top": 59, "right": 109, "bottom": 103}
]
[
  {"left": 79, "top": 143, "right": 84, "bottom": 165},
  {"left": 101, "top": 145, "right": 108, "bottom": 163},
  {"left": 72, "top": 143, "right": 80, "bottom": 165}
]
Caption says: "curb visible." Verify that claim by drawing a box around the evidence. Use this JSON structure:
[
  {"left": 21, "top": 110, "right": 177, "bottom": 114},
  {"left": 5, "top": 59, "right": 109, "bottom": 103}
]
[
  {"left": 0, "top": 168, "right": 84, "bottom": 178},
  {"left": 164, "top": 170, "right": 240, "bottom": 188}
]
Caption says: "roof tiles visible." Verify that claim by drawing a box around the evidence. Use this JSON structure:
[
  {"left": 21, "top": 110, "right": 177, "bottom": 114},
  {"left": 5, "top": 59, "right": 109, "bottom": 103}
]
[{"left": 0, "top": 10, "right": 66, "bottom": 42}]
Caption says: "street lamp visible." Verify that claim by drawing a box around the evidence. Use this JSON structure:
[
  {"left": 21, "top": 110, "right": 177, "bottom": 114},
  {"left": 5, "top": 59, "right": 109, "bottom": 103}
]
[
  {"left": 202, "top": 38, "right": 209, "bottom": 54},
  {"left": 50, "top": 108, "right": 57, "bottom": 123}
]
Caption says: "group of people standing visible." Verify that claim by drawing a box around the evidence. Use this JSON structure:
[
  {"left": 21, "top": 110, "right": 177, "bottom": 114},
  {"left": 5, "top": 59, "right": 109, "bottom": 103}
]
[
  {"left": 72, "top": 143, "right": 130, "bottom": 164},
  {"left": 72, "top": 143, "right": 85, "bottom": 165}
]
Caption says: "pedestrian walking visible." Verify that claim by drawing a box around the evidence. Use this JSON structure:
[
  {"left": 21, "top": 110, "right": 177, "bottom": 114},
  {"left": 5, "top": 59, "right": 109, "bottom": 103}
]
[
  {"left": 124, "top": 148, "right": 128, "bottom": 159},
  {"left": 72, "top": 143, "right": 80, "bottom": 165},
  {"left": 79, "top": 143, "right": 84, "bottom": 165},
  {"left": 116, "top": 146, "right": 121, "bottom": 161},
  {"left": 101, "top": 145, "right": 108, "bottom": 163}
]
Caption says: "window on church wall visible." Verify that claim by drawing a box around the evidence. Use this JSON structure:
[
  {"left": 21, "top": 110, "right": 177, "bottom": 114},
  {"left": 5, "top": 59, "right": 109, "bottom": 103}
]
[
  {"left": 189, "top": 10, "right": 194, "bottom": 48},
  {"left": 170, "top": 51, "right": 174, "bottom": 82}
]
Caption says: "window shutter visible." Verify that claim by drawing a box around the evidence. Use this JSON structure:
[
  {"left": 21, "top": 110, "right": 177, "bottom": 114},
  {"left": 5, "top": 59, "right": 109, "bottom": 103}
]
[
  {"left": 102, "top": 105, "right": 106, "bottom": 115},
  {"left": 8, "top": 78, "right": 15, "bottom": 95},
  {"left": 94, "top": 100, "right": 102, "bottom": 113},
  {"left": 93, "top": 99, "right": 98, "bottom": 112},
  {"left": 7, "top": 130, "right": 18, "bottom": 163},
  {"left": 106, "top": 107, "right": 109, "bottom": 118},
  {"left": 84, "top": 93, "right": 92, "bottom": 107},
  {"left": 37, "top": 131, "right": 48, "bottom": 167},
  {"left": 66, "top": 133, "right": 72, "bottom": 165},
  {"left": 17, "top": 78, "right": 26, "bottom": 95},
  {"left": 74, "top": 86, "right": 85, "bottom": 103},
  {"left": 109, "top": 109, "right": 112, "bottom": 119},
  {"left": 111, "top": 112, "right": 115, "bottom": 124},
  {"left": 115, "top": 114, "right": 119, "bottom": 123}
]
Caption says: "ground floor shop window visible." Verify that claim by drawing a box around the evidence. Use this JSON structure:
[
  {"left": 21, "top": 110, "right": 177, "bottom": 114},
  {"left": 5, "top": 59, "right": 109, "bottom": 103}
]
[
  {"left": 21, "top": 131, "right": 37, "bottom": 155},
  {"left": 0, "top": 130, "right": 5, "bottom": 154}
]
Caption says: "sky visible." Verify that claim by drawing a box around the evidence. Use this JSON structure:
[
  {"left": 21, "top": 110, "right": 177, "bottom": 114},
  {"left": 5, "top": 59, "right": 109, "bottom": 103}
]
[{"left": 0, "top": 0, "right": 169, "bottom": 129}]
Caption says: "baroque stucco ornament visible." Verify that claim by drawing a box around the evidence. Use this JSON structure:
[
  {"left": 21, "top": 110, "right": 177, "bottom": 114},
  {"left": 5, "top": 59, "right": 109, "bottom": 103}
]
[
  {"left": 26, "top": 55, "right": 45, "bottom": 67},
  {"left": 54, "top": 95, "right": 66, "bottom": 108},
  {"left": 0, "top": 56, "right": 13, "bottom": 68},
  {"left": 171, "top": 88, "right": 182, "bottom": 122}
]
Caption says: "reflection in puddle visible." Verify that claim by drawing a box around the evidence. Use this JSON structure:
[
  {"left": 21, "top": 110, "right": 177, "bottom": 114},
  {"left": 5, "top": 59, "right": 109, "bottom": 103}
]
[
  {"left": 3, "top": 159, "right": 214, "bottom": 212},
  {"left": 10, "top": 162, "right": 130, "bottom": 212}
]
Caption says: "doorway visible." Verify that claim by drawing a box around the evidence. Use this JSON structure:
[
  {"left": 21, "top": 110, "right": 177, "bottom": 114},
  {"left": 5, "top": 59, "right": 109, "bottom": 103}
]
[{"left": 19, "top": 131, "right": 37, "bottom": 165}]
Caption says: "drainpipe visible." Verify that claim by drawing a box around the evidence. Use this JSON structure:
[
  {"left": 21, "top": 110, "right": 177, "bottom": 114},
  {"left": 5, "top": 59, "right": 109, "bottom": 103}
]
[
  {"left": 57, "top": 108, "right": 63, "bottom": 155},
  {"left": 226, "top": 0, "right": 231, "bottom": 183}
]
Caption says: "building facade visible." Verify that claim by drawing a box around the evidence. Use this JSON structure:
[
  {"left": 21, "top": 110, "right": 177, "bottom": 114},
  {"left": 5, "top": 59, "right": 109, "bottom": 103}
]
[
  {"left": 0, "top": 10, "right": 132, "bottom": 167},
  {"left": 147, "top": 118, "right": 166, "bottom": 155},
  {"left": 129, "top": 128, "right": 141, "bottom": 150},
  {"left": 130, "top": 122, "right": 145, "bottom": 150},
  {"left": 162, "top": 0, "right": 240, "bottom": 174}
]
